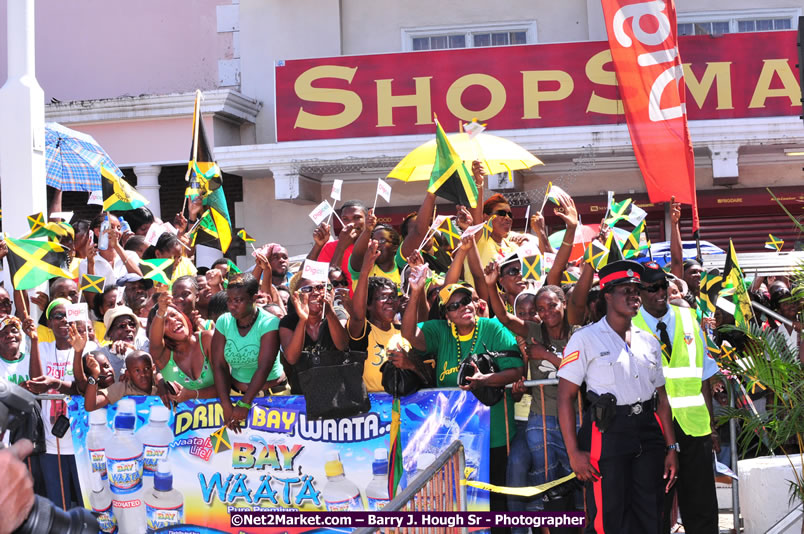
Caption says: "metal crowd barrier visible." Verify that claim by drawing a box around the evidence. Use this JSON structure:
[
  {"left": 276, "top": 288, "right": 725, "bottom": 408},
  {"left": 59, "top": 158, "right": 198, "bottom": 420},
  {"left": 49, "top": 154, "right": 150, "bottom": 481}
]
[{"left": 353, "top": 440, "right": 468, "bottom": 534}]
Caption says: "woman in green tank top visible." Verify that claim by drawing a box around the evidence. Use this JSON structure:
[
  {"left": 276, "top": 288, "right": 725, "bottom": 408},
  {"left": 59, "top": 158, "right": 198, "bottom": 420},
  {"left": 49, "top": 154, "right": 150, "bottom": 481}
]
[{"left": 149, "top": 290, "right": 217, "bottom": 403}]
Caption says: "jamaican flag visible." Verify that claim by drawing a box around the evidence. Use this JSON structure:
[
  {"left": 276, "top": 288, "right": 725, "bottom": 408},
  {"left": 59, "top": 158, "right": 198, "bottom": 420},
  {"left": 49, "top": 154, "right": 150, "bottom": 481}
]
[
  {"left": 5, "top": 237, "right": 74, "bottom": 290},
  {"left": 191, "top": 187, "right": 233, "bottom": 253},
  {"left": 721, "top": 240, "right": 753, "bottom": 327},
  {"left": 698, "top": 269, "right": 722, "bottom": 315},
  {"left": 101, "top": 166, "right": 148, "bottom": 211},
  {"left": 186, "top": 90, "right": 222, "bottom": 196},
  {"left": 427, "top": 120, "right": 478, "bottom": 208},
  {"left": 79, "top": 274, "right": 105, "bottom": 294},
  {"left": 140, "top": 258, "right": 174, "bottom": 286},
  {"left": 521, "top": 254, "right": 543, "bottom": 281},
  {"left": 584, "top": 232, "right": 613, "bottom": 271},
  {"left": 237, "top": 229, "right": 255, "bottom": 243},
  {"left": 765, "top": 234, "right": 783, "bottom": 252},
  {"left": 437, "top": 217, "right": 461, "bottom": 250},
  {"left": 619, "top": 221, "right": 651, "bottom": 259},
  {"left": 605, "top": 198, "right": 647, "bottom": 227}
]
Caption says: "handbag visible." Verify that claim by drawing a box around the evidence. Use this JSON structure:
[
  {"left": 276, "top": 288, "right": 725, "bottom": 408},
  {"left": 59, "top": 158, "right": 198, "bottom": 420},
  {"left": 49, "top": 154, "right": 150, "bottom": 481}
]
[
  {"left": 457, "top": 351, "right": 504, "bottom": 406},
  {"left": 297, "top": 349, "right": 371, "bottom": 420}
]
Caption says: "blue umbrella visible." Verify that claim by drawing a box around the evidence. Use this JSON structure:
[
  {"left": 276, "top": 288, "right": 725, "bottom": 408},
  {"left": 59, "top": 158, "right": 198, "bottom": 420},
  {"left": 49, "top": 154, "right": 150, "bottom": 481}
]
[{"left": 45, "top": 122, "right": 124, "bottom": 192}]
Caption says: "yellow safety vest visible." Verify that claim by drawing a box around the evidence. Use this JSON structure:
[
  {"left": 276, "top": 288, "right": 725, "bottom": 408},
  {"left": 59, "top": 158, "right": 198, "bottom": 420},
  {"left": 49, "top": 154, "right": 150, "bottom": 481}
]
[{"left": 634, "top": 306, "right": 710, "bottom": 437}]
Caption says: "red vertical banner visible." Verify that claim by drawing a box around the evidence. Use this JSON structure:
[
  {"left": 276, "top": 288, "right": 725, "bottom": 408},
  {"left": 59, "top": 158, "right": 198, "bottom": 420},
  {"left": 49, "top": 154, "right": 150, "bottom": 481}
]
[{"left": 600, "top": 0, "right": 699, "bottom": 231}]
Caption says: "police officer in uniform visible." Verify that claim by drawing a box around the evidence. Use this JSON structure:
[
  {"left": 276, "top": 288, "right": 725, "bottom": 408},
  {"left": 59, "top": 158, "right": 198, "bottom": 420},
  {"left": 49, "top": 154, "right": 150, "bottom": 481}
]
[
  {"left": 633, "top": 262, "right": 720, "bottom": 534},
  {"left": 557, "top": 260, "right": 679, "bottom": 534}
]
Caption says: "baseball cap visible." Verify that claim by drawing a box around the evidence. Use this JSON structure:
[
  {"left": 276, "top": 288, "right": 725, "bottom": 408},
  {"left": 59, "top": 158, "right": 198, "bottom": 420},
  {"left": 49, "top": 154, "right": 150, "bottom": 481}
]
[
  {"left": 438, "top": 283, "right": 473, "bottom": 307},
  {"left": 115, "top": 273, "right": 154, "bottom": 289}
]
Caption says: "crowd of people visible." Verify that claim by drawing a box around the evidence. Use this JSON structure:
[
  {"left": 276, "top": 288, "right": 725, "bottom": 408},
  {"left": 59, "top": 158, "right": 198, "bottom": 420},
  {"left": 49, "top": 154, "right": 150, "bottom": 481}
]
[{"left": 0, "top": 162, "right": 801, "bottom": 534}]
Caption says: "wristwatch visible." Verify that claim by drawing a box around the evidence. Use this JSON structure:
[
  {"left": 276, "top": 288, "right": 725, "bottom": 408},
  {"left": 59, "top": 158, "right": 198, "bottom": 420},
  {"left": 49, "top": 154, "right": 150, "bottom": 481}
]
[
  {"left": 666, "top": 442, "right": 681, "bottom": 453},
  {"left": 87, "top": 376, "right": 97, "bottom": 386}
]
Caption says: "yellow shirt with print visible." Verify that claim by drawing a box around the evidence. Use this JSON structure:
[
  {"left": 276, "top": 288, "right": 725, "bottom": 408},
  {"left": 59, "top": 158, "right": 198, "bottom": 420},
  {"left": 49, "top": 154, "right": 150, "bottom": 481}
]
[
  {"left": 348, "top": 319, "right": 399, "bottom": 393},
  {"left": 463, "top": 233, "right": 519, "bottom": 286}
]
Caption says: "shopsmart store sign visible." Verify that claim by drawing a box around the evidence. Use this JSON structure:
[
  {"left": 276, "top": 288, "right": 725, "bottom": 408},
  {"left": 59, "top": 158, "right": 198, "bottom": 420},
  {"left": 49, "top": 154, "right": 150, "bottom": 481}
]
[{"left": 275, "top": 31, "right": 800, "bottom": 141}]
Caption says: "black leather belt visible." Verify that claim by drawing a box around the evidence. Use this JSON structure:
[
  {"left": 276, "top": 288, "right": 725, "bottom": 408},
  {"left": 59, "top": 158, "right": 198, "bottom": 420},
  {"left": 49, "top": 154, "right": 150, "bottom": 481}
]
[{"left": 615, "top": 398, "right": 656, "bottom": 416}]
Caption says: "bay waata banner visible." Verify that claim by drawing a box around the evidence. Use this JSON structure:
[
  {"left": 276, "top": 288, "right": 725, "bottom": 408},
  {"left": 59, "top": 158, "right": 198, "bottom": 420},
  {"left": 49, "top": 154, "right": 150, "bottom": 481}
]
[
  {"left": 600, "top": 0, "right": 698, "bottom": 226},
  {"left": 68, "top": 391, "right": 490, "bottom": 533},
  {"left": 275, "top": 31, "right": 800, "bottom": 141}
]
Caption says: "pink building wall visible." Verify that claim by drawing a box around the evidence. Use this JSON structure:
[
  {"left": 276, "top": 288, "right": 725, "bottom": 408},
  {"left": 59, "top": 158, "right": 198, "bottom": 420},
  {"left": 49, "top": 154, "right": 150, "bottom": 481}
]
[{"left": 0, "top": 0, "right": 228, "bottom": 101}]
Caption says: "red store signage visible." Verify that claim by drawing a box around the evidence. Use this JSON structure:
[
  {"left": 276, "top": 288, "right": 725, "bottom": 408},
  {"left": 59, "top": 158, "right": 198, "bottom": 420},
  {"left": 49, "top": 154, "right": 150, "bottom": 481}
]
[{"left": 275, "top": 32, "right": 801, "bottom": 142}]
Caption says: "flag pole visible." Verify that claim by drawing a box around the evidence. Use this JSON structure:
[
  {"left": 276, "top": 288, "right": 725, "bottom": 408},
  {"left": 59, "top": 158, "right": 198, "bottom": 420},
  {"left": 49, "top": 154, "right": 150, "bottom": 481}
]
[
  {"left": 372, "top": 192, "right": 378, "bottom": 213},
  {"left": 538, "top": 183, "right": 551, "bottom": 215},
  {"left": 523, "top": 205, "right": 531, "bottom": 233}
]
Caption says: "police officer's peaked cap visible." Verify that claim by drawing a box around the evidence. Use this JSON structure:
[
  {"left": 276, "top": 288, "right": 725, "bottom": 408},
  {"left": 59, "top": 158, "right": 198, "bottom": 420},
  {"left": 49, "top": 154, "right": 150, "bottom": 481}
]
[
  {"left": 641, "top": 261, "right": 667, "bottom": 285},
  {"left": 599, "top": 260, "right": 644, "bottom": 290}
]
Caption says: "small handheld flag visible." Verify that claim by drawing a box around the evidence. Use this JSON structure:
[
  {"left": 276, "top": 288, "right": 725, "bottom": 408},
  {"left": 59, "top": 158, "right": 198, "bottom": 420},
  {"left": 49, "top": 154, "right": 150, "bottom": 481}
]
[
  {"left": 583, "top": 233, "right": 612, "bottom": 271},
  {"left": 463, "top": 118, "right": 486, "bottom": 139},
  {"left": 604, "top": 198, "right": 647, "bottom": 227},
  {"left": 437, "top": 217, "right": 462, "bottom": 250},
  {"left": 140, "top": 258, "right": 175, "bottom": 286},
  {"left": 765, "top": 234, "right": 783, "bottom": 252},
  {"left": 521, "top": 255, "right": 543, "bottom": 281},
  {"left": 209, "top": 426, "right": 232, "bottom": 454},
  {"left": 79, "top": 274, "right": 105, "bottom": 294},
  {"left": 373, "top": 178, "right": 392, "bottom": 211},
  {"left": 237, "top": 229, "right": 255, "bottom": 243},
  {"left": 5, "top": 237, "right": 73, "bottom": 290}
]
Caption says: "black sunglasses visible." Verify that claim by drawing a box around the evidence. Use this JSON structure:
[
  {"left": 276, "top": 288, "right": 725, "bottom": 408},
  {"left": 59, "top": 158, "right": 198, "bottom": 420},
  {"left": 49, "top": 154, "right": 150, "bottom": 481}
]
[
  {"left": 641, "top": 281, "right": 669, "bottom": 293},
  {"left": 501, "top": 266, "right": 522, "bottom": 277},
  {"left": 331, "top": 279, "right": 349, "bottom": 288},
  {"left": 491, "top": 209, "right": 513, "bottom": 219},
  {"left": 445, "top": 295, "right": 473, "bottom": 312},
  {"left": 299, "top": 283, "right": 333, "bottom": 294}
]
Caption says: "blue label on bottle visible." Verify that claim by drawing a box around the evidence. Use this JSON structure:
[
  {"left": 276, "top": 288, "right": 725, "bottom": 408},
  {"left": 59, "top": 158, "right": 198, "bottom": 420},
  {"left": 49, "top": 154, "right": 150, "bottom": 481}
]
[
  {"left": 146, "top": 503, "right": 183, "bottom": 532},
  {"left": 142, "top": 445, "right": 169, "bottom": 476},
  {"left": 92, "top": 502, "right": 118, "bottom": 533},
  {"left": 89, "top": 448, "right": 107, "bottom": 480},
  {"left": 367, "top": 496, "right": 390, "bottom": 510},
  {"left": 107, "top": 455, "right": 143, "bottom": 495}
]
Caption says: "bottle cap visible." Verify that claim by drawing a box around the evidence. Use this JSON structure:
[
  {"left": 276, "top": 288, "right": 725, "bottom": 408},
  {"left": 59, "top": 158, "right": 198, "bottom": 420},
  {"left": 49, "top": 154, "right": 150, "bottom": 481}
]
[
  {"left": 153, "top": 460, "right": 173, "bottom": 492},
  {"left": 89, "top": 408, "right": 108, "bottom": 425},
  {"left": 374, "top": 448, "right": 387, "bottom": 461},
  {"left": 324, "top": 451, "right": 344, "bottom": 477},
  {"left": 149, "top": 405, "right": 170, "bottom": 422},
  {"left": 114, "top": 399, "right": 137, "bottom": 430}
]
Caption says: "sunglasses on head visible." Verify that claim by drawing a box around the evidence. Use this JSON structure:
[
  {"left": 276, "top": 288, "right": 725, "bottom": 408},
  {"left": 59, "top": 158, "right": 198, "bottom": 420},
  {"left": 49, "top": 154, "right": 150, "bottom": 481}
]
[
  {"left": 641, "top": 281, "right": 669, "bottom": 293},
  {"left": 491, "top": 209, "right": 513, "bottom": 219},
  {"left": 299, "top": 283, "right": 333, "bottom": 294},
  {"left": 445, "top": 295, "right": 473, "bottom": 313}
]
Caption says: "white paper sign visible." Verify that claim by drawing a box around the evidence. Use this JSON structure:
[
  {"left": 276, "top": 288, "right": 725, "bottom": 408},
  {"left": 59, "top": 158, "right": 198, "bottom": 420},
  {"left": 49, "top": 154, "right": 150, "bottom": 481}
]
[
  {"left": 65, "top": 303, "right": 89, "bottom": 323},
  {"left": 430, "top": 215, "right": 448, "bottom": 231},
  {"left": 376, "top": 179, "right": 392, "bottom": 203},
  {"left": 330, "top": 179, "right": 343, "bottom": 201},
  {"left": 88, "top": 191, "right": 104, "bottom": 205},
  {"left": 302, "top": 259, "right": 330, "bottom": 283},
  {"left": 50, "top": 211, "right": 73, "bottom": 221},
  {"left": 144, "top": 223, "right": 162, "bottom": 246},
  {"left": 161, "top": 222, "right": 178, "bottom": 235},
  {"left": 461, "top": 222, "right": 486, "bottom": 238},
  {"left": 309, "top": 200, "right": 333, "bottom": 225}
]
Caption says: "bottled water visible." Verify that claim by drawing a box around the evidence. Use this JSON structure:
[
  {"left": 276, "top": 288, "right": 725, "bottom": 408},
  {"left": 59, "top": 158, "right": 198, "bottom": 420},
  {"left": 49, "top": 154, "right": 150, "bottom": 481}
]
[
  {"left": 365, "top": 448, "right": 390, "bottom": 510},
  {"left": 322, "top": 451, "right": 363, "bottom": 511},
  {"left": 137, "top": 405, "right": 173, "bottom": 490},
  {"left": 89, "top": 470, "right": 117, "bottom": 533},
  {"left": 87, "top": 408, "right": 112, "bottom": 481},
  {"left": 98, "top": 214, "right": 110, "bottom": 251},
  {"left": 119, "top": 217, "right": 131, "bottom": 234},
  {"left": 144, "top": 461, "right": 184, "bottom": 533},
  {"left": 105, "top": 399, "right": 146, "bottom": 534}
]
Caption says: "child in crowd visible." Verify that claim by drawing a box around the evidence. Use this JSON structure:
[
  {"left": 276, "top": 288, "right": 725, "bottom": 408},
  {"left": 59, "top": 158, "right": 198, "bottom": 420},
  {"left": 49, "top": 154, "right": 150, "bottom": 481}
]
[
  {"left": 0, "top": 315, "right": 39, "bottom": 386},
  {"left": 82, "top": 351, "right": 165, "bottom": 411}
]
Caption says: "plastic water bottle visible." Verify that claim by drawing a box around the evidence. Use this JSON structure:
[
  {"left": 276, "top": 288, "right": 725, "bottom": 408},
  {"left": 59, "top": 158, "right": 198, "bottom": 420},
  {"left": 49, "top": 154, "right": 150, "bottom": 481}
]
[
  {"left": 137, "top": 405, "right": 173, "bottom": 490},
  {"left": 365, "top": 448, "right": 390, "bottom": 510},
  {"left": 144, "top": 461, "right": 184, "bottom": 533},
  {"left": 89, "top": 469, "right": 117, "bottom": 533},
  {"left": 98, "top": 214, "right": 110, "bottom": 251},
  {"left": 87, "top": 408, "right": 113, "bottom": 481},
  {"left": 105, "top": 399, "right": 146, "bottom": 534},
  {"left": 322, "top": 451, "right": 364, "bottom": 511},
  {"left": 119, "top": 217, "right": 131, "bottom": 234},
  {"left": 408, "top": 452, "right": 437, "bottom": 509}
]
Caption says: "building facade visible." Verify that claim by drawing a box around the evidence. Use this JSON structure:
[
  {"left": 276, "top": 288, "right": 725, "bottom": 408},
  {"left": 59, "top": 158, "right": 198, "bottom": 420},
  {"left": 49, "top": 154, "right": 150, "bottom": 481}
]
[{"left": 4, "top": 0, "right": 802, "bottom": 262}]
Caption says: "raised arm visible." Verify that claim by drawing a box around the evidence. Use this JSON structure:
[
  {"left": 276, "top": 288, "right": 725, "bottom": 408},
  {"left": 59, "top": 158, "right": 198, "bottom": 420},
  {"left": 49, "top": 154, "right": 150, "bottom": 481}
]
[
  {"left": 348, "top": 239, "right": 379, "bottom": 339},
  {"left": 401, "top": 266, "right": 429, "bottom": 352},
  {"left": 482, "top": 261, "right": 528, "bottom": 337},
  {"left": 279, "top": 293, "right": 310, "bottom": 365},
  {"left": 546, "top": 194, "right": 579, "bottom": 287},
  {"left": 469, "top": 161, "right": 486, "bottom": 233},
  {"left": 68, "top": 323, "right": 89, "bottom": 394},
  {"left": 23, "top": 315, "right": 41, "bottom": 380},
  {"left": 211, "top": 329, "right": 233, "bottom": 413},
  {"left": 400, "top": 193, "right": 437, "bottom": 260},
  {"left": 308, "top": 222, "right": 331, "bottom": 261},
  {"left": 349, "top": 209, "right": 377, "bottom": 274},
  {"left": 668, "top": 196, "right": 683, "bottom": 279},
  {"left": 254, "top": 253, "right": 285, "bottom": 315},
  {"left": 148, "top": 291, "right": 172, "bottom": 370},
  {"left": 109, "top": 227, "right": 143, "bottom": 276},
  {"left": 330, "top": 223, "right": 359, "bottom": 271},
  {"left": 567, "top": 261, "right": 596, "bottom": 326},
  {"left": 529, "top": 212, "right": 554, "bottom": 254}
]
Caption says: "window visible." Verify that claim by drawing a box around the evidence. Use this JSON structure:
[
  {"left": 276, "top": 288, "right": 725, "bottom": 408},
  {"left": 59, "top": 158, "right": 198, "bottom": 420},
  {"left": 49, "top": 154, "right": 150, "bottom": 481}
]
[
  {"left": 402, "top": 22, "right": 536, "bottom": 52},
  {"left": 677, "top": 9, "right": 798, "bottom": 37}
]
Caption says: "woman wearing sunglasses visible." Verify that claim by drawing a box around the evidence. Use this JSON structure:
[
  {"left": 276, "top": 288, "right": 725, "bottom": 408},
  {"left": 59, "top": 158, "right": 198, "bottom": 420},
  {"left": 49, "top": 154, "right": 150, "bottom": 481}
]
[
  {"left": 348, "top": 239, "right": 401, "bottom": 392},
  {"left": 212, "top": 273, "right": 288, "bottom": 432},
  {"left": 279, "top": 273, "right": 349, "bottom": 393},
  {"left": 402, "top": 266, "right": 524, "bottom": 517},
  {"left": 349, "top": 210, "right": 402, "bottom": 291}
]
